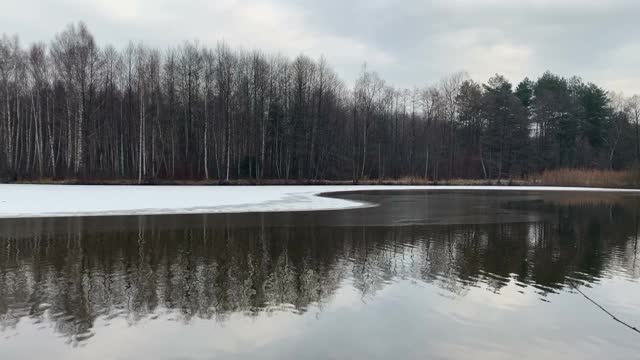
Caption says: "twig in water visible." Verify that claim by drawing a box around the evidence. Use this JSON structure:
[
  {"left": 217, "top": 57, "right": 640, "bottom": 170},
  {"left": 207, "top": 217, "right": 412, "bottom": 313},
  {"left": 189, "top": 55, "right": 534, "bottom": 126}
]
[{"left": 569, "top": 281, "right": 640, "bottom": 335}]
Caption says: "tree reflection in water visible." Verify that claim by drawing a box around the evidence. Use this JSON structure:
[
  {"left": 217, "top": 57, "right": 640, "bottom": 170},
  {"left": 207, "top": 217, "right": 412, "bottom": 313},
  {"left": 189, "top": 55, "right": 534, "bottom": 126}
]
[{"left": 0, "top": 191, "right": 639, "bottom": 344}]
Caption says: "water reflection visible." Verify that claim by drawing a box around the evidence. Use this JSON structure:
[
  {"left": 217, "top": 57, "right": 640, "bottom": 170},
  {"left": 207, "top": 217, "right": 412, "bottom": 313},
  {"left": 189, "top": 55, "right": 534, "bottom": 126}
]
[{"left": 0, "top": 191, "right": 639, "bottom": 357}]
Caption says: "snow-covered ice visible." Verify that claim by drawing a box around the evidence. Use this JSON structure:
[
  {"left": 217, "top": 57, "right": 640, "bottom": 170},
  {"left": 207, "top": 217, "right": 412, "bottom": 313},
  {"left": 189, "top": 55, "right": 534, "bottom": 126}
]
[{"left": 0, "top": 184, "right": 639, "bottom": 218}]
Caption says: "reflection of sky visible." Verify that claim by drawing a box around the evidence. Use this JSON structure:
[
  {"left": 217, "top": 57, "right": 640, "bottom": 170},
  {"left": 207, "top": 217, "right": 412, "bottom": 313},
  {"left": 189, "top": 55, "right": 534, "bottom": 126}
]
[
  {"left": 2, "top": 191, "right": 640, "bottom": 359},
  {"left": 2, "top": 277, "right": 639, "bottom": 360}
]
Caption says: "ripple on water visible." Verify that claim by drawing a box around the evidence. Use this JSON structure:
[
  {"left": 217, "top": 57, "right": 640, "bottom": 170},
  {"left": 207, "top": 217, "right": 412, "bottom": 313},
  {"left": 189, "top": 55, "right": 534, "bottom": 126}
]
[{"left": 1, "top": 191, "right": 640, "bottom": 359}]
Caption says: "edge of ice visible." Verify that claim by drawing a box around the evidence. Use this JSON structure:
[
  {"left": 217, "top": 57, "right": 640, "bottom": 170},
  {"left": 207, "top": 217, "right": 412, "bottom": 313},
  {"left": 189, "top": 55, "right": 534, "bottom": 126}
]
[{"left": 0, "top": 184, "right": 638, "bottom": 218}]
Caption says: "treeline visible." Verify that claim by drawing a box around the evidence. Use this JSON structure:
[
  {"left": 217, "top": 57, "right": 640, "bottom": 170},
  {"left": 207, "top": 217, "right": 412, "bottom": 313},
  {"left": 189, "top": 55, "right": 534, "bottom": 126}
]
[{"left": 1, "top": 22, "right": 640, "bottom": 183}]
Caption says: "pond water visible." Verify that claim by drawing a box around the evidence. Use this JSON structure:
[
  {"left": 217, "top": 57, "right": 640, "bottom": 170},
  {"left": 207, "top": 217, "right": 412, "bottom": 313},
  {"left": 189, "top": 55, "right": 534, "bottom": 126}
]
[{"left": 1, "top": 190, "right": 639, "bottom": 359}]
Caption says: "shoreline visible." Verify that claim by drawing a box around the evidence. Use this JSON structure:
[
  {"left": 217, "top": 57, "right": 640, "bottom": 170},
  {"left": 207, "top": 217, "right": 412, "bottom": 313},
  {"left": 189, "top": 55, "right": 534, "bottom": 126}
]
[{"left": 6, "top": 178, "right": 531, "bottom": 186}]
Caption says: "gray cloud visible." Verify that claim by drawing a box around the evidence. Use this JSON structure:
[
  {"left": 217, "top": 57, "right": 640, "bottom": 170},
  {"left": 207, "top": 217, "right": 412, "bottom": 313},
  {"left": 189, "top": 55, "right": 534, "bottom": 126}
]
[{"left": 3, "top": 0, "right": 639, "bottom": 94}]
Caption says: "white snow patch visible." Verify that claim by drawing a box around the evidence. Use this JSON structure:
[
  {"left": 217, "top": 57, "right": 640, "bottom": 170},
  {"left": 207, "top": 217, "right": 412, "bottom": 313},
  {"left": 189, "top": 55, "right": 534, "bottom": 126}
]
[{"left": 0, "top": 184, "right": 638, "bottom": 218}]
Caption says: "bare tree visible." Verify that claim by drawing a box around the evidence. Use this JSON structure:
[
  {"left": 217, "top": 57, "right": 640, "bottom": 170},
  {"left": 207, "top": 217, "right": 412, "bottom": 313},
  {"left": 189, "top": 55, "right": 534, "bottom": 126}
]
[
  {"left": 627, "top": 95, "right": 640, "bottom": 163},
  {"left": 354, "top": 64, "right": 385, "bottom": 180},
  {"left": 1, "top": 23, "right": 637, "bottom": 183}
]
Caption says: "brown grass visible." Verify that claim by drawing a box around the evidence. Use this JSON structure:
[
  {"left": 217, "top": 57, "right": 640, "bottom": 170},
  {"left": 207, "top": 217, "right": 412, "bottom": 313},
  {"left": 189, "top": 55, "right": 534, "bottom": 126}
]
[
  {"left": 364, "top": 177, "right": 530, "bottom": 186},
  {"left": 8, "top": 168, "right": 640, "bottom": 188},
  {"left": 536, "top": 168, "right": 640, "bottom": 188}
]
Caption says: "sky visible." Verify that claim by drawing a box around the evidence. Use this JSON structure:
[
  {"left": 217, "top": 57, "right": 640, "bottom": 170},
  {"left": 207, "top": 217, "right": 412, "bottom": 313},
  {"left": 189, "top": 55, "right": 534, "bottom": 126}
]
[{"left": 3, "top": 0, "right": 640, "bottom": 94}]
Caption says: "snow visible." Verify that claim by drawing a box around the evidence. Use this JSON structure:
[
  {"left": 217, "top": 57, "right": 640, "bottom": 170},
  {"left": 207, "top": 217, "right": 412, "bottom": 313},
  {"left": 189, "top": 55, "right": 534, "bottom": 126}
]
[{"left": 0, "top": 184, "right": 639, "bottom": 218}]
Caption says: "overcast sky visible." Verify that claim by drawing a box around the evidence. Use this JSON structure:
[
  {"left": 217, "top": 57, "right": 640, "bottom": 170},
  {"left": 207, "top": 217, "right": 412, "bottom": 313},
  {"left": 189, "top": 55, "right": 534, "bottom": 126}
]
[{"left": 3, "top": 0, "right": 639, "bottom": 94}]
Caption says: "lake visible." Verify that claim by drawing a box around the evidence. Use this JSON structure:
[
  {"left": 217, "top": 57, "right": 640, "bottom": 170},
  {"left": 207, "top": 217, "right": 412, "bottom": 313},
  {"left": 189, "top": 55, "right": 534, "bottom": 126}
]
[{"left": 1, "top": 190, "right": 639, "bottom": 359}]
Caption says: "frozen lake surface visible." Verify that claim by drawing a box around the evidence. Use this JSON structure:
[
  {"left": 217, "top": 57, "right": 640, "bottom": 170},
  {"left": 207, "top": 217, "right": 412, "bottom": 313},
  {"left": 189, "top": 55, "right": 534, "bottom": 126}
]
[{"left": 1, "top": 184, "right": 640, "bottom": 218}]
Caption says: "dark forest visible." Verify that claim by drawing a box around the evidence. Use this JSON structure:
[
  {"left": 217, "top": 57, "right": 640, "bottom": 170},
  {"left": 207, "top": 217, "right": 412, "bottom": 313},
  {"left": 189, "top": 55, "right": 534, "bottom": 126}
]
[{"left": 2, "top": 22, "right": 640, "bottom": 183}]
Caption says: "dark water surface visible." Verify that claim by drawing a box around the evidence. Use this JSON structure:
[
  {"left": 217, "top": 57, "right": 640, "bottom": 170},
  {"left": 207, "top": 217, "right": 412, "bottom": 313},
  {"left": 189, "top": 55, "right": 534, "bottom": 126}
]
[{"left": 1, "top": 190, "right": 639, "bottom": 359}]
